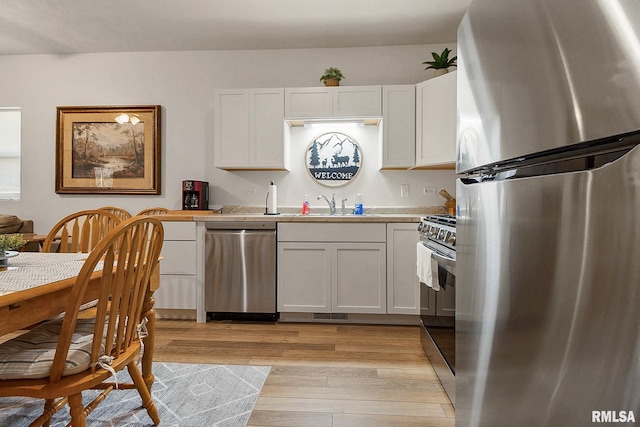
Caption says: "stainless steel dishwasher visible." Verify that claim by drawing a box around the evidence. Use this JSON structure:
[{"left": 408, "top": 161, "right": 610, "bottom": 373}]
[{"left": 204, "top": 222, "right": 277, "bottom": 321}]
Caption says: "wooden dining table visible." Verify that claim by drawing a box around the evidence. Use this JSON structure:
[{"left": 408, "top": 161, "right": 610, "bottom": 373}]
[{"left": 0, "top": 252, "right": 160, "bottom": 390}]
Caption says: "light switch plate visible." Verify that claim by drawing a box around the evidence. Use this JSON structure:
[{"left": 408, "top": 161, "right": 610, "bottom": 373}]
[{"left": 400, "top": 184, "right": 410, "bottom": 198}]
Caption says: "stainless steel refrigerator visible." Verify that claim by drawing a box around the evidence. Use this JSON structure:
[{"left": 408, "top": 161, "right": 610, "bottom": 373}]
[{"left": 456, "top": 1, "right": 640, "bottom": 425}]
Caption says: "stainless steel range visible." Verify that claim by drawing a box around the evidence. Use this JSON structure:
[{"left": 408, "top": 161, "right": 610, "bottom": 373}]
[{"left": 417, "top": 214, "right": 456, "bottom": 406}]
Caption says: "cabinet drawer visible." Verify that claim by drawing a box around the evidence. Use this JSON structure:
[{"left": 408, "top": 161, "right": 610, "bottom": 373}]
[
  {"left": 156, "top": 275, "right": 196, "bottom": 309},
  {"left": 162, "top": 221, "right": 196, "bottom": 241},
  {"left": 277, "top": 223, "right": 386, "bottom": 242},
  {"left": 160, "top": 241, "right": 197, "bottom": 274}
]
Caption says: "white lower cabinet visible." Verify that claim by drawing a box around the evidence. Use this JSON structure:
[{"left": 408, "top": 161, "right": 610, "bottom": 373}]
[
  {"left": 278, "top": 242, "right": 331, "bottom": 312},
  {"left": 277, "top": 223, "right": 386, "bottom": 314},
  {"left": 333, "top": 243, "right": 386, "bottom": 313},
  {"left": 156, "top": 221, "right": 197, "bottom": 313},
  {"left": 156, "top": 275, "right": 197, "bottom": 310},
  {"left": 386, "top": 223, "right": 419, "bottom": 314}
]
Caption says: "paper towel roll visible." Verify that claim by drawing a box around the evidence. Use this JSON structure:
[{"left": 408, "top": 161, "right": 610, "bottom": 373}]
[{"left": 267, "top": 182, "right": 278, "bottom": 214}]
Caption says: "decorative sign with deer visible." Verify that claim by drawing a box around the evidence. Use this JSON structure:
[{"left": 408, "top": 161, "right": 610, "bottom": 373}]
[{"left": 305, "top": 132, "right": 362, "bottom": 187}]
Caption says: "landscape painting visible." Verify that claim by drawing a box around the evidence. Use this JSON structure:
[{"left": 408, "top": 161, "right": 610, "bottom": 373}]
[
  {"left": 306, "top": 132, "right": 362, "bottom": 187},
  {"left": 56, "top": 105, "right": 161, "bottom": 194}
]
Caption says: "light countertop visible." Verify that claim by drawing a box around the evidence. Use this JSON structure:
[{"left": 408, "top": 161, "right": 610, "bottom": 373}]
[
  {"left": 155, "top": 206, "right": 445, "bottom": 223},
  {"left": 191, "top": 213, "right": 421, "bottom": 223}
]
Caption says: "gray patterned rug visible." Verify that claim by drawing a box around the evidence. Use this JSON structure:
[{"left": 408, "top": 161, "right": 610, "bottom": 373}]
[{"left": 0, "top": 362, "right": 270, "bottom": 426}]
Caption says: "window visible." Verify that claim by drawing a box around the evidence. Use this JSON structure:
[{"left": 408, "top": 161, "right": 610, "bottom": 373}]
[{"left": 0, "top": 108, "right": 21, "bottom": 200}]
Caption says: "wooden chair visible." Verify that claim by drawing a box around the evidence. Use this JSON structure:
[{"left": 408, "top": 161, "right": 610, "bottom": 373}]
[
  {"left": 42, "top": 210, "right": 122, "bottom": 253},
  {"left": 136, "top": 207, "right": 169, "bottom": 216},
  {"left": 98, "top": 206, "right": 132, "bottom": 221},
  {"left": 0, "top": 216, "right": 164, "bottom": 426}
]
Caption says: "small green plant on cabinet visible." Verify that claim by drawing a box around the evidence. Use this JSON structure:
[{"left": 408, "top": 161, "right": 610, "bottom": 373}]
[
  {"left": 423, "top": 48, "right": 457, "bottom": 70},
  {"left": 320, "top": 67, "right": 345, "bottom": 86},
  {"left": 0, "top": 234, "right": 26, "bottom": 253}
]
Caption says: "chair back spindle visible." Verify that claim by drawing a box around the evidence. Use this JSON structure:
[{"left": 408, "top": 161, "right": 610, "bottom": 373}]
[
  {"left": 98, "top": 206, "right": 132, "bottom": 221},
  {"left": 43, "top": 210, "right": 122, "bottom": 253}
]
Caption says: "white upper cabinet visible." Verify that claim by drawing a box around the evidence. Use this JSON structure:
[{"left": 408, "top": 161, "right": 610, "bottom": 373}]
[
  {"left": 333, "top": 86, "right": 382, "bottom": 117},
  {"left": 415, "top": 71, "right": 457, "bottom": 169},
  {"left": 285, "top": 86, "right": 382, "bottom": 119},
  {"left": 380, "top": 85, "right": 416, "bottom": 169},
  {"left": 284, "top": 87, "right": 332, "bottom": 118},
  {"left": 214, "top": 88, "right": 288, "bottom": 170}
]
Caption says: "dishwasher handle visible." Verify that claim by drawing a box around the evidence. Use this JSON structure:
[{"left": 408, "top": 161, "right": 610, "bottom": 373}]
[{"left": 205, "top": 221, "right": 276, "bottom": 230}]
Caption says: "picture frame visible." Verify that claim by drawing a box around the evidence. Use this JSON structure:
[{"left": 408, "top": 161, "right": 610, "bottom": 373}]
[{"left": 55, "top": 105, "right": 161, "bottom": 194}]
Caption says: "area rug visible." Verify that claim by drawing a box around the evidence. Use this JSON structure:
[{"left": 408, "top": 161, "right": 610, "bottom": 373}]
[{"left": 0, "top": 362, "right": 271, "bottom": 427}]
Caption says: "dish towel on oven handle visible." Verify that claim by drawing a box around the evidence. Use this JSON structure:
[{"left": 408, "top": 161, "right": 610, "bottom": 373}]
[{"left": 417, "top": 242, "right": 441, "bottom": 291}]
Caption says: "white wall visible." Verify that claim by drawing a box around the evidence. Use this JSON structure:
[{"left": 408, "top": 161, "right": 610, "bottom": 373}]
[{"left": 0, "top": 44, "right": 457, "bottom": 233}]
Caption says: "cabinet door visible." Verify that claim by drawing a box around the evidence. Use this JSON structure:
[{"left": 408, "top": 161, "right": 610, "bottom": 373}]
[
  {"left": 333, "top": 243, "right": 386, "bottom": 314},
  {"left": 415, "top": 71, "right": 457, "bottom": 168},
  {"left": 157, "top": 221, "right": 197, "bottom": 312},
  {"left": 160, "top": 240, "right": 197, "bottom": 275},
  {"left": 215, "top": 88, "right": 287, "bottom": 169},
  {"left": 278, "top": 242, "right": 331, "bottom": 312},
  {"left": 250, "top": 88, "right": 286, "bottom": 168},
  {"left": 386, "top": 223, "right": 419, "bottom": 314},
  {"left": 333, "top": 86, "right": 382, "bottom": 117},
  {"left": 284, "top": 87, "right": 332, "bottom": 118},
  {"left": 380, "top": 85, "right": 416, "bottom": 169},
  {"left": 214, "top": 90, "right": 250, "bottom": 168},
  {"left": 156, "top": 275, "right": 197, "bottom": 309}
]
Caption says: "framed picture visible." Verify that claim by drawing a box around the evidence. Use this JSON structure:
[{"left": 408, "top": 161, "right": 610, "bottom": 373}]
[{"left": 55, "top": 105, "right": 161, "bottom": 194}]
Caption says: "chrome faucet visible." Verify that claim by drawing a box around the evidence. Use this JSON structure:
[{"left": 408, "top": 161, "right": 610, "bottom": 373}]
[{"left": 317, "top": 193, "right": 336, "bottom": 215}]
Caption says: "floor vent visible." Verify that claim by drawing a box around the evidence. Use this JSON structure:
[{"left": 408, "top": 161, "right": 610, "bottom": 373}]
[{"left": 313, "top": 313, "right": 349, "bottom": 320}]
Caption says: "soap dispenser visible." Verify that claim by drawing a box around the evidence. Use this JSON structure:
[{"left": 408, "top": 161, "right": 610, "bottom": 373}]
[
  {"left": 302, "top": 195, "right": 310, "bottom": 215},
  {"left": 354, "top": 193, "right": 363, "bottom": 215}
]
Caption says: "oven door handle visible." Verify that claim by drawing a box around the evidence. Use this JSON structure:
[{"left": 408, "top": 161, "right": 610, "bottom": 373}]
[
  {"left": 421, "top": 240, "right": 455, "bottom": 262},
  {"left": 431, "top": 251, "right": 456, "bottom": 269}
]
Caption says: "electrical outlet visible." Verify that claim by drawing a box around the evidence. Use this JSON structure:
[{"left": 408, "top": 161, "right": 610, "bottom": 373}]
[
  {"left": 400, "top": 184, "right": 410, "bottom": 198},
  {"left": 245, "top": 187, "right": 256, "bottom": 195},
  {"left": 423, "top": 186, "right": 436, "bottom": 195}
]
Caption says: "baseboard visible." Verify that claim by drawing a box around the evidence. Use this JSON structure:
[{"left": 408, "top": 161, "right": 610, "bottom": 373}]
[{"left": 278, "top": 312, "right": 419, "bottom": 325}]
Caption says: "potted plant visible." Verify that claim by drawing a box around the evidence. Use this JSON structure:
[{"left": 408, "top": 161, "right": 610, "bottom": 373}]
[
  {"left": 423, "top": 48, "right": 457, "bottom": 77},
  {"left": 320, "top": 67, "right": 344, "bottom": 86},
  {"left": 0, "top": 233, "right": 26, "bottom": 267}
]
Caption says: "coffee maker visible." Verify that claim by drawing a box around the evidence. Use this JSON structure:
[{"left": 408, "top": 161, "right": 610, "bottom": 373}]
[{"left": 182, "top": 180, "right": 209, "bottom": 210}]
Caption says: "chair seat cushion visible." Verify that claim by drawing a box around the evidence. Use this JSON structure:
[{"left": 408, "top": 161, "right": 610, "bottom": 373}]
[{"left": 0, "top": 319, "right": 101, "bottom": 380}]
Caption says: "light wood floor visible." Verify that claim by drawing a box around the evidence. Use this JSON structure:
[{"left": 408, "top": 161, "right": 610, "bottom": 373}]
[{"left": 153, "top": 319, "right": 455, "bottom": 427}]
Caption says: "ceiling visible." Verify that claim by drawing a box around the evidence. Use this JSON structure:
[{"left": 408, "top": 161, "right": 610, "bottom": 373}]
[{"left": 0, "top": 0, "right": 472, "bottom": 55}]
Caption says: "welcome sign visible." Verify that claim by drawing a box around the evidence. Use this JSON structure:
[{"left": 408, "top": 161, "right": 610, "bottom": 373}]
[{"left": 305, "top": 132, "right": 362, "bottom": 187}]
